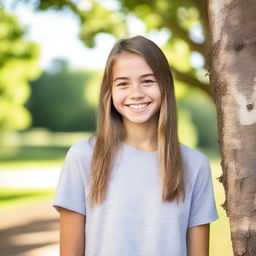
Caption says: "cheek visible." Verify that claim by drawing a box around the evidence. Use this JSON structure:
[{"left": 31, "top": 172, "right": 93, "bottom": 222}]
[
  {"left": 148, "top": 86, "right": 162, "bottom": 102},
  {"left": 113, "top": 88, "right": 128, "bottom": 99},
  {"left": 112, "top": 89, "right": 125, "bottom": 108}
]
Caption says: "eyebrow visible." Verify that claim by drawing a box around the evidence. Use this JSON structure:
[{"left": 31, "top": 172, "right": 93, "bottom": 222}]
[{"left": 113, "top": 73, "right": 156, "bottom": 82}]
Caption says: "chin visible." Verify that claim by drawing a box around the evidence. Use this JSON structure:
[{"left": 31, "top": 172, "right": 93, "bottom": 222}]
[{"left": 125, "top": 117, "right": 153, "bottom": 125}]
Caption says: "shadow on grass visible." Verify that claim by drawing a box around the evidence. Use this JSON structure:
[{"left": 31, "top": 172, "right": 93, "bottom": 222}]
[{"left": 0, "top": 218, "right": 59, "bottom": 256}]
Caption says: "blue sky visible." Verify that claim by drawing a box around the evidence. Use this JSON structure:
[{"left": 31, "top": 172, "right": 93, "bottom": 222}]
[{"left": 4, "top": 0, "right": 204, "bottom": 70}]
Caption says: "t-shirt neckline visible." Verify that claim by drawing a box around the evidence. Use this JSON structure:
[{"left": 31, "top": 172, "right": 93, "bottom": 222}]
[{"left": 121, "top": 143, "right": 158, "bottom": 154}]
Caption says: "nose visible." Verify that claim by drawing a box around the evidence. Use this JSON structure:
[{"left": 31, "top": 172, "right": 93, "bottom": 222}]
[{"left": 130, "top": 83, "right": 145, "bottom": 99}]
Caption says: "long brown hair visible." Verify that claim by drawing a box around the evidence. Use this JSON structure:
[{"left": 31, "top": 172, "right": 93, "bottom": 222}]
[{"left": 88, "top": 35, "right": 185, "bottom": 207}]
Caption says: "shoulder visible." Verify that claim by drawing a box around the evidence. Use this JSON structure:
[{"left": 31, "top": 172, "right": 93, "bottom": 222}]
[
  {"left": 67, "top": 135, "right": 96, "bottom": 162},
  {"left": 60, "top": 135, "right": 96, "bottom": 177},
  {"left": 179, "top": 143, "right": 211, "bottom": 187},
  {"left": 180, "top": 143, "right": 208, "bottom": 165}
]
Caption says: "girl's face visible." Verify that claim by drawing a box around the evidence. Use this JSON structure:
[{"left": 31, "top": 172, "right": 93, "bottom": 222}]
[{"left": 111, "top": 52, "right": 161, "bottom": 127}]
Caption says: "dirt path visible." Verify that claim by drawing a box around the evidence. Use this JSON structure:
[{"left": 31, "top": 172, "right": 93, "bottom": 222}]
[
  {"left": 0, "top": 168, "right": 60, "bottom": 189},
  {"left": 0, "top": 197, "right": 60, "bottom": 256}
]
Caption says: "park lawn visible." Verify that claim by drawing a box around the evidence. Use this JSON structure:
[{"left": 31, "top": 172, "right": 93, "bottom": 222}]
[
  {"left": 210, "top": 159, "right": 233, "bottom": 256},
  {"left": 0, "top": 186, "right": 55, "bottom": 210},
  {"left": 0, "top": 145, "right": 69, "bottom": 170},
  {"left": 0, "top": 130, "right": 91, "bottom": 170}
]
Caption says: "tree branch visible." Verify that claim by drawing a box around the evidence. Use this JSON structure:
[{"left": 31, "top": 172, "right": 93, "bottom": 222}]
[
  {"left": 185, "top": 0, "right": 210, "bottom": 64},
  {"left": 171, "top": 66, "right": 213, "bottom": 99},
  {"left": 160, "top": 12, "right": 208, "bottom": 58},
  {"left": 187, "top": 0, "right": 209, "bottom": 31}
]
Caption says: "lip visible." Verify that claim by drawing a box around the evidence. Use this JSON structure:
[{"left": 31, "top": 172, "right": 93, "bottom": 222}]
[
  {"left": 125, "top": 102, "right": 151, "bottom": 106},
  {"left": 126, "top": 102, "right": 152, "bottom": 113}
]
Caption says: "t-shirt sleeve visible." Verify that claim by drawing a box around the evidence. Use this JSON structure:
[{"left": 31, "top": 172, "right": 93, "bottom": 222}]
[
  {"left": 188, "top": 157, "right": 219, "bottom": 228},
  {"left": 52, "top": 147, "right": 86, "bottom": 215}
]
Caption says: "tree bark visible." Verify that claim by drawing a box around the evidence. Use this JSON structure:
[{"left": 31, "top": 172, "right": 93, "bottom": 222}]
[{"left": 208, "top": 0, "right": 256, "bottom": 255}]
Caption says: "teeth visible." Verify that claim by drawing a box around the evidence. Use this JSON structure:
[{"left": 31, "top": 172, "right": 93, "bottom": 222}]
[{"left": 129, "top": 103, "right": 148, "bottom": 109}]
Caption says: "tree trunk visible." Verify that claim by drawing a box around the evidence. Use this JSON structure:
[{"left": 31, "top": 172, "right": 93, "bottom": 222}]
[{"left": 208, "top": 0, "right": 256, "bottom": 255}]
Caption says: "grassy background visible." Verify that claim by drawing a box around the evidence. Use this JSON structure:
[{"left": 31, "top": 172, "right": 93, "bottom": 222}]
[
  {"left": 0, "top": 131, "right": 233, "bottom": 255},
  {"left": 210, "top": 160, "right": 233, "bottom": 255},
  {"left": 0, "top": 187, "right": 55, "bottom": 209}
]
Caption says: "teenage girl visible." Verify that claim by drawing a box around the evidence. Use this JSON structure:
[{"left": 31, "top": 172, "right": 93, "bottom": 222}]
[{"left": 53, "top": 35, "right": 219, "bottom": 256}]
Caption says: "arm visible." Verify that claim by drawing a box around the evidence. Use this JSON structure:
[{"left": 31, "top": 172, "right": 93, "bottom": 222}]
[
  {"left": 187, "top": 223, "right": 210, "bottom": 256},
  {"left": 60, "top": 207, "right": 86, "bottom": 256}
]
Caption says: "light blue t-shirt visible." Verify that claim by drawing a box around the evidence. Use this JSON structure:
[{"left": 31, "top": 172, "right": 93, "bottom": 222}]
[{"left": 53, "top": 136, "right": 219, "bottom": 256}]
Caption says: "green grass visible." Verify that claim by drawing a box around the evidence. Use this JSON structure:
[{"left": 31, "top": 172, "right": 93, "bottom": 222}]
[
  {"left": 0, "top": 129, "right": 92, "bottom": 169},
  {"left": 210, "top": 159, "right": 233, "bottom": 256},
  {"left": 0, "top": 187, "right": 55, "bottom": 210},
  {"left": 0, "top": 145, "right": 69, "bottom": 169}
]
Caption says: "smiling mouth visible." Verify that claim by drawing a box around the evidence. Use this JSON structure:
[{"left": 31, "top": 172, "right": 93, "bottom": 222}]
[{"left": 126, "top": 102, "right": 151, "bottom": 111}]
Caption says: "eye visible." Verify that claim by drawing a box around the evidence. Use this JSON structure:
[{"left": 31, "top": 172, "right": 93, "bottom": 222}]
[
  {"left": 117, "top": 82, "right": 128, "bottom": 87},
  {"left": 141, "top": 79, "right": 155, "bottom": 85}
]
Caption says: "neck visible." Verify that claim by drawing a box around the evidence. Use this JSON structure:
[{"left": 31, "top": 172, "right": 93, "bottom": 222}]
[{"left": 122, "top": 118, "right": 158, "bottom": 151}]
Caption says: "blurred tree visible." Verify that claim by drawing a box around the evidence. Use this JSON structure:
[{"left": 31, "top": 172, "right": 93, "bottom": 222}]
[
  {"left": 20, "top": 0, "right": 211, "bottom": 97},
  {"left": 178, "top": 108, "right": 198, "bottom": 147},
  {"left": 0, "top": 6, "right": 41, "bottom": 132},
  {"left": 178, "top": 88, "right": 218, "bottom": 148},
  {"left": 26, "top": 59, "right": 97, "bottom": 132}
]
